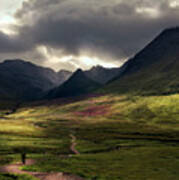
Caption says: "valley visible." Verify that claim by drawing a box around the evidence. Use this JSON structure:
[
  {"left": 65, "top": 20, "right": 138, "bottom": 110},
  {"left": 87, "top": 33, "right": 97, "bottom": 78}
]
[
  {"left": 0, "top": 27, "right": 179, "bottom": 180},
  {"left": 0, "top": 94, "right": 179, "bottom": 179},
  {"left": 1, "top": 0, "right": 179, "bottom": 179}
]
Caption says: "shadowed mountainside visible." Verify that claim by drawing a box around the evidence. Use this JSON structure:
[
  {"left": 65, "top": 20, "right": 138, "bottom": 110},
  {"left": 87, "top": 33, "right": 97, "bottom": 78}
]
[
  {"left": 57, "top": 70, "right": 73, "bottom": 84},
  {"left": 47, "top": 69, "right": 101, "bottom": 99},
  {"left": 101, "top": 27, "right": 179, "bottom": 95},
  {"left": 2, "top": 27, "right": 179, "bottom": 100},
  {"left": 0, "top": 59, "right": 72, "bottom": 100},
  {"left": 85, "top": 65, "right": 122, "bottom": 84}
]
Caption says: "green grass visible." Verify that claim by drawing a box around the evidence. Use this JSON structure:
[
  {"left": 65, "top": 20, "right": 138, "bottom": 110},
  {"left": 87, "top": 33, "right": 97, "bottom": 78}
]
[
  {"left": 0, "top": 94, "right": 179, "bottom": 179},
  {"left": 23, "top": 146, "right": 179, "bottom": 180},
  {"left": 99, "top": 54, "right": 179, "bottom": 96},
  {"left": 0, "top": 174, "right": 37, "bottom": 180}
]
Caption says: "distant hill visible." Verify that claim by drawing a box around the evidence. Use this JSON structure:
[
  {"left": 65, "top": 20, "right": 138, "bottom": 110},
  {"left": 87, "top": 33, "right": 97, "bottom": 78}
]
[
  {"left": 0, "top": 59, "right": 123, "bottom": 101},
  {"left": 85, "top": 66, "right": 121, "bottom": 84},
  {"left": 57, "top": 70, "right": 72, "bottom": 85},
  {"left": 4, "top": 27, "right": 179, "bottom": 100},
  {"left": 0, "top": 59, "right": 71, "bottom": 100},
  {"left": 101, "top": 27, "right": 179, "bottom": 95},
  {"left": 47, "top": 69, "right": 101, "bottom": 99}
]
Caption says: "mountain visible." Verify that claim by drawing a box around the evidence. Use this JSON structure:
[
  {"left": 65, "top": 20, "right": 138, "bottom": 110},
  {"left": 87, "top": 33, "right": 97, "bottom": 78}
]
[
  {"left": 101, "top": 27, "right": 179, "bottom": 95},
  {"left": 0, "top": 59, "right": 71, "bottom": 100},
  {"left": 57, "top": 70, "right": 72, "bottom": 84},
  {"left": 47, "top": 69, "right": 101, "bottom": 99},
  {"left": 85, "top": 66, "right": 121, "bottom": 84}
]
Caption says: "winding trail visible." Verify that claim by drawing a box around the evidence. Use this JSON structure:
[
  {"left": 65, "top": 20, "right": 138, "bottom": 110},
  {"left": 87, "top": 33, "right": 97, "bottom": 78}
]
[
  {"left": 70, "top": 134, "right": 80, "bottom": 155},
  {"left": 0, "top": 159, "right": 83, "bottom": 180},
  {"left": 0, "top": 102, "right": 82, "bottom": 179},
  {"left": 0, "top": 134, "right": 83, "bottom": 180}
]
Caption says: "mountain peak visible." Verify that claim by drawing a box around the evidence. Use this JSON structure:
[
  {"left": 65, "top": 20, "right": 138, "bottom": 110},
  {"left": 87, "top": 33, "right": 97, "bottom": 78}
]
[
  {"left": 85, "top": 66, "right": 121, "bottom": 84},
  {"left": 155, "top": 27, "right": 179, "bottom": 44},
  {"left": 75, "top": 68, "right": 83, "bottom": 73},
  {"left": 91, "top": 65, "right": 104, "bottom": 70},
  {"left": 47, "top": 68, "right": 100, "bottom": 99},
  {"left": 2, "top": 59, "right": 38, "bottom": 69},
  {"left": 3, "top": 59, "right": 31, "bottom": 65},
  {"left": 58, "top": 69, "right": 72, "bottom": 74},
  {"left": 72, "top": 68, "right": 84, "bottom": 77},
  {"left": 161, "top": 27, "right": 179, "bottom": 34}
]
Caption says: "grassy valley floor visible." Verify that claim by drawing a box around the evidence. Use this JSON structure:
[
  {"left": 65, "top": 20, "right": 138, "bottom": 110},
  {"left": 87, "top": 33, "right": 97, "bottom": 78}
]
[{"left": 0, "top": 94, "right": 179, "bottom": 179}]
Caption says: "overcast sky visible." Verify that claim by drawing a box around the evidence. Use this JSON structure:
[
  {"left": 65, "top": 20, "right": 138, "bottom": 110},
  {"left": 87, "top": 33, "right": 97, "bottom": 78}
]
[{"left": 0, "top": 0, "right": 179, "bottom": 71}]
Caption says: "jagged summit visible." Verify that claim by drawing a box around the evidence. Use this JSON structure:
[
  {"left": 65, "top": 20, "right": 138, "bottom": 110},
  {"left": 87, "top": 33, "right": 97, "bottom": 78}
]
[
  {"left": 72, "top": 68, "right": 84, "bottom": 75},
  {"left": 0, "top": 59, "right": 72, "bottom": 100},
  {"left": 47, "top": 68, "right": 100, "bottom": 99},
  {"left": 85, "top": 66, "right": 121, "bottom": 84}
]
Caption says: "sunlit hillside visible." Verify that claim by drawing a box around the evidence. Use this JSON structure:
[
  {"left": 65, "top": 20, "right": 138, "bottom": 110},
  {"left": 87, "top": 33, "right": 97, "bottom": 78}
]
[{"left": 0, "top": 94, "right": 179, "bottom": 179}]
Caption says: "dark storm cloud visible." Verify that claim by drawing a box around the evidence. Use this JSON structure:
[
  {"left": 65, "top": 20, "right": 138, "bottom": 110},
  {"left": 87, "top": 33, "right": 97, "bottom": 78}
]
[
  {"left": 1, "top": 0, "right": 179, "bottom": 67},
  {"left": 0, "top": 31, "right": 31, "bottom": 53},
  {"left": 14, "top": 0, "right": 148, "bottom": 59}
]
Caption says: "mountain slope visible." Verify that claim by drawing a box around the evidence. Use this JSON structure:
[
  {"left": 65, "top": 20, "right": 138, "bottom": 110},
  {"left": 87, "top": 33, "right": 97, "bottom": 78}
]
[
  {"left": 57, "top": 70, "right": 72, "bottom": 84},
  {"left": 85, "top": 66, "right": 121, "bottom": 84},
  {"left": 101, "top": 27, "right": 179, "bottom": 95},
  {"left": 0, "top": 59, "right": 71, "bottom": 100},
  {"left": 47, "top": 69, "right": 101, "bottom": 99}
]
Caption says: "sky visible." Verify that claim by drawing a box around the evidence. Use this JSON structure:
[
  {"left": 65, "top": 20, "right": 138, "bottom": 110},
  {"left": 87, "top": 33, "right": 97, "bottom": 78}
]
[{"left": 0, "top": 0, "right": 179, "bottom": 71}]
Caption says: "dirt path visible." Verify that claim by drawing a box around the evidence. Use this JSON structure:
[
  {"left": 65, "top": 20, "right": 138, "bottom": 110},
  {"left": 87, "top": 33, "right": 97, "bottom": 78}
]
[
  {"left": 0, "top": 159, "right": 83, "bottom": 180},
  {"left": 70, "top": 134, "right": 80, "bottom": 155},
  {"left": 0, "top": 108, "right": 82, "bottom": 180},
  {"left": 0, "top": 134, "right": 82, "bottom": 179}
]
